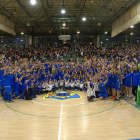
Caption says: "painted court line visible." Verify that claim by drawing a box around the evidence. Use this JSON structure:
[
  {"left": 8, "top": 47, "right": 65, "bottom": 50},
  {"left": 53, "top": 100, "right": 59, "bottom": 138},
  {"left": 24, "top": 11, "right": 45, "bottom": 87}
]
[
  {"left": 58, "top": 102, "right": 63, "bottom": 140},
  {"left": 124, "top": 99, "right": 140, "bottom": 110},
  {"left": 1, "top": 100, "right": 22, "bottom": 117},
  {"left": 32, "top": 99, "right": 88, "bottom": 106},
  {"left": 3, "top": 113, "right": 140, "bottom": 119},
  {"left": 106, "top": 101, "right": 121, "bottom": 116}
]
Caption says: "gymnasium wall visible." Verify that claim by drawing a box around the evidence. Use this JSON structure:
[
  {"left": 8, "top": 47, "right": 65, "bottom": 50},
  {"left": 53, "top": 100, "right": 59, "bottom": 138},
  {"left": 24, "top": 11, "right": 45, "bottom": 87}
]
[
  {"left": 111, "top": 2, "right": 140, "bottom": 37},
  {"left": 0, "top": 14, "right": 16, "bottom": 35}
]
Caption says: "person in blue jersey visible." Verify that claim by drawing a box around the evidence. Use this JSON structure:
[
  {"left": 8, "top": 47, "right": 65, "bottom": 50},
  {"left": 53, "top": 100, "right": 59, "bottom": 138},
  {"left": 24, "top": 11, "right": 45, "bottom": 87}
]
[
  {"left": 106, "top": 71, "right": 112, "bottom": 96},
  {"left": 122, "top": 65, "right": 127, "bottom": 97},
  {"left": 4, "top": 66, "right": 17, "bottom": 102},
  {"left": 114, "top": 67, "right": 121, "bottom": 101},
  {"left": 124, "top": 66, "right": 133, "bottom": 100},
  {"left": 0, "top": 66, "right": 4, "bottom": 97},
  {"left": 14, "top": 76, "right": 23, "bottom": 98},
  {"left": 95, "top": 75, "right": 108, "bottom": 100},
  {"left": 111, "top": 65, "right": 116, "bottom": 99}
]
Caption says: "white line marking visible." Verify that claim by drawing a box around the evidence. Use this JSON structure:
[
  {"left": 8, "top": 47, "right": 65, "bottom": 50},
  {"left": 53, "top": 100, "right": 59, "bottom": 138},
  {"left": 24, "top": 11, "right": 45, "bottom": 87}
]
[
  {"left": 106, "top": 101, "right": 121, "bottom": 116},
  {"left": 1, "top": 100, "right": 22, "bottom": 117},
  {"left": 58, "top": 102, "right": 63, "bottom": 140},
  {"left": 32, "top": 100, "right": 88, "bottom": 106},
  {"left": 3, "top": 114, "right": 140, "bottom": 119}
]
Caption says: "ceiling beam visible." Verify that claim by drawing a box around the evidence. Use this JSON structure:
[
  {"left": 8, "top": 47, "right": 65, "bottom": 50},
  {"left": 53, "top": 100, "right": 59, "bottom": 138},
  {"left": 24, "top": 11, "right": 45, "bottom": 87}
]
[{"left": 15, "top": 0, "right": 45, "bottom": 34}]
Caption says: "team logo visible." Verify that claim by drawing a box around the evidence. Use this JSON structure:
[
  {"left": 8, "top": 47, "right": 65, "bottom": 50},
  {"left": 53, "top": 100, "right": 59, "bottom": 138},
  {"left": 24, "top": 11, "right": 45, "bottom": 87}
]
[{"left": 43, "top": 90, "right": 82, "bottom": 101}]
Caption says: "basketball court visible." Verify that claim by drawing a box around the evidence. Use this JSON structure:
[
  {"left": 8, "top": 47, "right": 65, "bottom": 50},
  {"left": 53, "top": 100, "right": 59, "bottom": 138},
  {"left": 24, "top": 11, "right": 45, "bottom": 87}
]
[{"left": 0, "top": 91, "right": 140, "bottom": 140}]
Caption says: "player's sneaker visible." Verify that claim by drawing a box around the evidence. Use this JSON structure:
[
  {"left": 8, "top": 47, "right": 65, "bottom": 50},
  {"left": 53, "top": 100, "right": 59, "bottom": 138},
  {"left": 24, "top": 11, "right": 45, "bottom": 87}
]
[{"left": 114, "top": 98, "right": 119, "bottom": 101}]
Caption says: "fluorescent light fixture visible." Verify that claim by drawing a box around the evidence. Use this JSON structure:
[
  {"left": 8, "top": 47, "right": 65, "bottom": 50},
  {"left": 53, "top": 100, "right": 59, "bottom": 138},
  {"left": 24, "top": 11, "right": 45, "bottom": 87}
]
[
  {"left": 30, "top": 0, "right": 36, "bottom": 5},
  {"left": 130, "top": 32, "right": 133, "bottom": 35},
  {"left": 130, "top": 25, "right": 134, "bottom": 28},
  {"left": 82, "top": 17, "right": 86, "bottom": 21},
  {"left": 61, "top": 9, "right": 66, "bottom": 14},
  {"left": 21, "top": 32, "right": 24, "bottom": 35},
  {"left": 105, "top": 31, "right": 108, "bottom": 34},
  {"left": 21, "top": 40, "right": 23, "bottom": 41},
  {"left": 90, "top": 43, "right": 92, "bottom": 44},
  {"left": 77, "top": 31, "right": 80, "bottom": 33}
]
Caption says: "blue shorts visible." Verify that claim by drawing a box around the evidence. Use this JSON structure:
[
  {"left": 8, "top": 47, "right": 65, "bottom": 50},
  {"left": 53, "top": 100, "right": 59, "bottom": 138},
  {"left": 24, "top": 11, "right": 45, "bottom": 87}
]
[
  {"left": 125, "top": 81, "right": 131, "bottom": 88},
  {"left": 100, "top": 92, "right": 108, "bottom": 98},
  {"left": 115, "top": 82, "right": 121, "bottom": 90},
  {"left": 5, "top": 86, "right": 12, "bottom": 94},
  {"left": 112, "top": 83, "right": 115, "bottom": 89},
  {"left": 0, "top": 80, "right": 3, "bottom": 88}
]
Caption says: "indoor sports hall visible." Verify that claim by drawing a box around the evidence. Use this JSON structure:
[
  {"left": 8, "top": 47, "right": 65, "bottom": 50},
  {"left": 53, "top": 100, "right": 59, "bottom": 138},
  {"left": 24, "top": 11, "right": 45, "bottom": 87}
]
[{"left": 0, "top": 0, "right": 140, "bottom": 140}]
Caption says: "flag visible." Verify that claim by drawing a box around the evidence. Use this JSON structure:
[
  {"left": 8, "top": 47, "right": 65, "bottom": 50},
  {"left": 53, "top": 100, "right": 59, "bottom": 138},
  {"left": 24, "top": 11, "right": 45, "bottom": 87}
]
[{"left": 16, "top": 38, "right": 20, "bottom": 43}]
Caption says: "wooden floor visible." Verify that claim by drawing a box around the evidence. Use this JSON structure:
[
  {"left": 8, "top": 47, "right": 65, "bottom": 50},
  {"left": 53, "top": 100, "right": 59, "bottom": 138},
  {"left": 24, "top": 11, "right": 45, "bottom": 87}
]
[{"left": 0, "top": 91, "right": 140, "bottom": 140}]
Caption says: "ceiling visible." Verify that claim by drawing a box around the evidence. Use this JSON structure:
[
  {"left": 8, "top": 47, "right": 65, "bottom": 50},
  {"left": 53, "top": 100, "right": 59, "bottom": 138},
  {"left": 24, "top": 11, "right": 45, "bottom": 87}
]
[{"left": 0, "top": 0, "right": 139, "bottom": 36}]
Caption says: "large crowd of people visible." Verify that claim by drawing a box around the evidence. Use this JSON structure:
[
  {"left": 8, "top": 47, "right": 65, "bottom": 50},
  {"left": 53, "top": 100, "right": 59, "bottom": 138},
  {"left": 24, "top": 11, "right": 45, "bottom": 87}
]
[{"left": 0, "top": 42, "right": 140, "bottom": 107}]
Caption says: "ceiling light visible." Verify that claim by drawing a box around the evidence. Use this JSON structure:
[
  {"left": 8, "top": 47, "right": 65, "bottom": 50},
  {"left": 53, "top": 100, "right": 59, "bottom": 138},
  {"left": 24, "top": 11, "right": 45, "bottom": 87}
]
[
  {"left": 106, "top": 39, "right": 108, "bottom": 41},
  {"left": 61, "top": 9, "right": 66, "bottom": 14},
  {"left": 101, "top": 42, "right": 103, "bottom": 44},
  {"left": 90, "top": 0, "right": 94, "bottom": 2},
  {"left": 98, "top": 23, "right": 101, "bottom": 26},
  {"left": 130, "top": 32, "right": 133, "bottom": 35},
  {"left": 21, "top": 32, "right": 24, "bottom": 35},
  {"left": 82, "top": 17, "right": 86, "bottom": 21},
  {"left": 62, "top": 22, "right": 66, "bottom": 26},
  {"left": 1, "top": 40, "right": 3, "bottom": 42},
  {"left": 105, "top": 31, "right": 108, "bottom": 34},
  {"left": 130, "top": 25, "right": 134, "bottom": 28},
  {"left": 21, "top": 40, "right": 23, "bottom": 41},
  {"left": 93, "top": 17, "right": 95, "bottom": 20},
  {"left": 77, "top": 31, "right": 80, "bottom": 34},
  {"left": 30, "top": 0, "right": 36, "bottom": 5}
]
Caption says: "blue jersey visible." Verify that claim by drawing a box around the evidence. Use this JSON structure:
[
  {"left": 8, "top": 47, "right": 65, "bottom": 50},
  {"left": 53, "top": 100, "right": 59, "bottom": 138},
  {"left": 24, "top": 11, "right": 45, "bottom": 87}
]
[
  {"left": 99, "top": 83, "right": 107, "bottom": 93},
  {"left": 125, "top": 72, "right": 132, "bottom": 83},
  {"left": 112, "top": 74, "right": 115, "bottom": 83},
  {"left": 4, "top": 74, "right": 11, "bottom": 86},
  {"left": 133, "top": 71, "right": 140, "bottom": 86},
  {"left": 115, "top": 73, "right": 121, "bottom": 82},
  {"left": 22, "top": 83, "right": 27, "bottom": 93},
  {"left": 15, "top": 81, "right": 21, "bottom": 93}
]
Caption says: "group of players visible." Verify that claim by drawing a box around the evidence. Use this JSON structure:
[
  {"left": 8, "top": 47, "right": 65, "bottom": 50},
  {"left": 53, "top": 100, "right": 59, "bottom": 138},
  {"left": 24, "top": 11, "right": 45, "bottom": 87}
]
[{"left": 0, "top": 55, "right": 139, "bottom": 104}]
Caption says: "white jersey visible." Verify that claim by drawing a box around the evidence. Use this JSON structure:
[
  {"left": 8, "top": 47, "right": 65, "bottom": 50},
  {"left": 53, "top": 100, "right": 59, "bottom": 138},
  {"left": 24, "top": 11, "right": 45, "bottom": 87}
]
[
  {"left": 60, "top": 81, "right": 64, "bottom": 86},
  {"left": 65, "top": 81, "right": 69, "bottom": 87},
  {"left": 70, "top": 82, "right": 75, "bottom": 87},
  {"left": 91, "top": 88, "right": 96, "bottom": 97},
  {"left": 87, "top": 82, "right": 92, "bottom": 96},
  {"left": 80, "top": 83, "right": 84, "bottom": 89},
  {"left": 75, "top": 82, "right": 80, "bottom": 87},
  {"left": 47, "top": 84, "right": 53, "bottom": 91},
  {"left": 54, "top": 82, "right": 59, "bottom": 87},
  {"left": 94, "top": 83, "right": 98, "bottom": 91}
]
